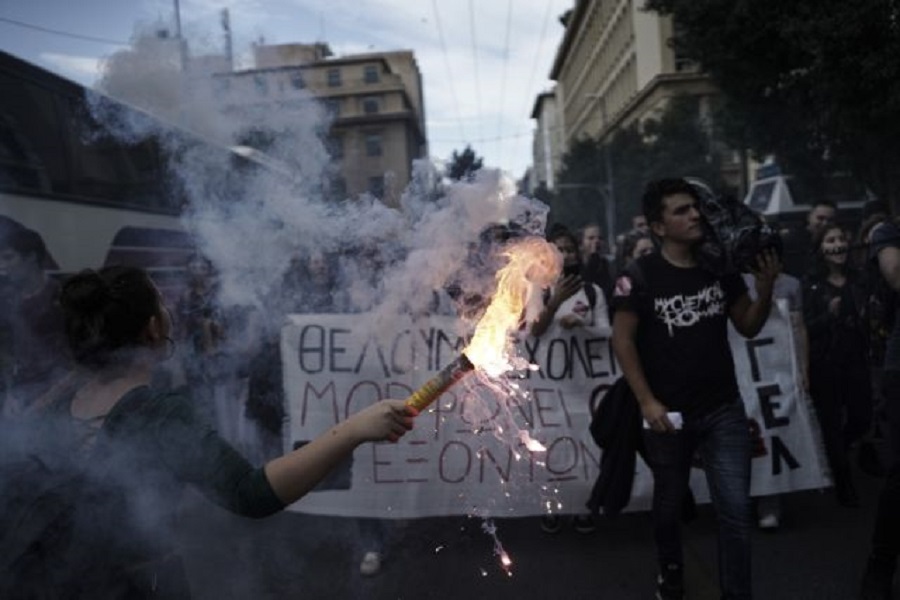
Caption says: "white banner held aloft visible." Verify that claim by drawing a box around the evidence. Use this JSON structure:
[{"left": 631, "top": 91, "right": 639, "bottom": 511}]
[{"left": 281, "top": 303, "right": 828, "bottom": 518}]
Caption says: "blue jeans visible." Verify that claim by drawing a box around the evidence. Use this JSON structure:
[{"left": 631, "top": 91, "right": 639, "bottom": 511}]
[{"left": 643, "top": 401, "right": 753, "bottom": 600}]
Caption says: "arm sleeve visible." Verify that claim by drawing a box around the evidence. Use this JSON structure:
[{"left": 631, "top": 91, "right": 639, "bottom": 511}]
[
  {"left": 870, "top": 222, "right": 900, "bottom": 258},
  {"left": 609, "top": 262, "right": 648, "bottom": 315},
  {"left": 151, "top": 392, "right": 286, "bottom": 518}
]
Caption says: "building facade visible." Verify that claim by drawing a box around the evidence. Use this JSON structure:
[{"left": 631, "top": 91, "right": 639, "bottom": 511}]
[
  {"left": 530, "top": 90, "right": 563, "bottom": 192},
  {"left": 213, "top": 43, "right": 427, "bottom": 207},
  {"left": 544, "top": 0, "right": 745, "bottom": 195}
]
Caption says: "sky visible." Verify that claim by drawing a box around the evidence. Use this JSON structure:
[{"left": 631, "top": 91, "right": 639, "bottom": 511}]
[{"left": 0, "top": 0, "right": 573, "bottom": 180}]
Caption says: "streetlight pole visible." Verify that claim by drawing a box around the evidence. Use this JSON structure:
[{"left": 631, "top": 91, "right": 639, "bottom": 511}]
[
  {"left": 585, "top": 92, "right": 617, "bottom": 249},
  {"left": 599, "top": 98, "right": 617, "bottom": 250}
]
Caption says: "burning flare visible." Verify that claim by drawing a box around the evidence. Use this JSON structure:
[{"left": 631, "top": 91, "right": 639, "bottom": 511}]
[
  {"left": 405, "top": 236, "right": 561, "bottom": 411},
  {"left": 463, "top": 236, "right": 561, "bottom": 377}
]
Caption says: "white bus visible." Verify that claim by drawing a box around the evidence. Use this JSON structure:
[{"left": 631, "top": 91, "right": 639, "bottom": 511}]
[{"left": 0, "top": 51, "right": 263, "bottom": 300}]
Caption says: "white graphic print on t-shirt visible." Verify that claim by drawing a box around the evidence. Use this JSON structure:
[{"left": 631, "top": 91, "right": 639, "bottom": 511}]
[{"left": 654, "top": 281, "right": 725, "bottom": 336}]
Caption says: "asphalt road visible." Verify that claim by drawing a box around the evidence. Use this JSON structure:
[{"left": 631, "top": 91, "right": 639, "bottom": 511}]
[{"left": 176, "top": 463, "right": 890, "bottom": 600}]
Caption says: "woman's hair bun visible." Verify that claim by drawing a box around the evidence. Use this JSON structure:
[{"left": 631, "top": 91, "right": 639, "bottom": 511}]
[{"left": 60, "top": 270, "right": 112, "bottom": 315}]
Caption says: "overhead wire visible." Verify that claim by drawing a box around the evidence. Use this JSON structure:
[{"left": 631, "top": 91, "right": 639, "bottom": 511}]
[
  {"left": 520, "top": 0, "right": 555, "bottom": 120},
  {"left": 0, "top": 15, "right": 130, "bottom": 46},
  {"left": 468, "top": 0, "right": 482, "bottom": 147},
  {"left": 430, "top": 0, "right": 468, "bottom": 146},
  {"left": 495, "top": 0, "right": 514, "bottom": 169}
]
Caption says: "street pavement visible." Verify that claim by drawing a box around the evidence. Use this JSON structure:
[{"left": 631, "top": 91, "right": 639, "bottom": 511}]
[{"left": 177, "top": 468, "right": 889, "bottom": 599}]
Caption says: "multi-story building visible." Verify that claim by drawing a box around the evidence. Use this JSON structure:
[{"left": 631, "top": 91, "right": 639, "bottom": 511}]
[
  {"left": 544, "top": 0, "right": 745, "bottom": 194},
  {"left": 212, "top": 42, "right": 427, "bottom": 207},
  {"left": 530, "top": 89, "right": 563, "bottom": 192}
]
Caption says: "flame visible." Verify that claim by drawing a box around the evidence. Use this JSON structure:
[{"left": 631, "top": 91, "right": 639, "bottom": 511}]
[{"left": 463, "top": 237, "right": 561, "bottom": 377}]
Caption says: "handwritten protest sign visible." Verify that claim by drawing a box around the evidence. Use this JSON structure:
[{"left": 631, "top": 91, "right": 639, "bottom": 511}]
[{"left": 281, "top": 300, "right": 828, "bottom": 518}]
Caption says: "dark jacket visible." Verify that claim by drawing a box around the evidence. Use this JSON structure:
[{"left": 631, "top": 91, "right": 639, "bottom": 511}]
[{"left": 586, "top": 377, "right": 642, "bottom": 517}]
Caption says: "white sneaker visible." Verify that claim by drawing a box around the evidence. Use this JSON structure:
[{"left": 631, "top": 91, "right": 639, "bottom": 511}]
[
  {"left": 360, "top": 551, "right": 381, "bottom": 576},
  {"left": 758, "top": 512, "right": 780, "bottom": 530}
]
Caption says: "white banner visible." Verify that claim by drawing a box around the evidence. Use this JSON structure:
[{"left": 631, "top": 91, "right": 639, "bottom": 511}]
[{"left": 281, "top": 300, "right": 829, "bottom": 518}]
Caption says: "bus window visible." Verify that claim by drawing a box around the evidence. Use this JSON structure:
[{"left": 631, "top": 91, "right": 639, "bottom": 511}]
[{"left": 0, "top": 70, "right": 68, "bottom": 195}]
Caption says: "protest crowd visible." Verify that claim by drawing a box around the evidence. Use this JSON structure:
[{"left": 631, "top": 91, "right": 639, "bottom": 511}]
[{"left": 2, "top": 175, "right": 900, "bottom": 600}]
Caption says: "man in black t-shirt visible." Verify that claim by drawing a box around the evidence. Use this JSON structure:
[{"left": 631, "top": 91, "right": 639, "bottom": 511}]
[
  {"left": 611, "top": 178, "right": 779, "bottom": 600},
  {"left": 861, "top": 219, "right": 900, "bottom": 600}
]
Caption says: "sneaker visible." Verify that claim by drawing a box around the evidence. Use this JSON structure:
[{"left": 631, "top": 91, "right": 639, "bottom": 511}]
[
  {"left": 359, "top": 551, "right": 381, "bottom": 576},
  {"left": 656, "top": 563, "right": 684, "bottom": 600},
  {"left": 540, "top": 514, "right": 563, "bottom": 534},
  {"left": 758, "top": 512, "right": 780, "bottom": 530},
  {"left": 573, "top": 514, "right": 596, "bottom": 534}
]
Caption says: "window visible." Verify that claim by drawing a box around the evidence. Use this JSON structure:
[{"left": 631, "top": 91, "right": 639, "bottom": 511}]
[
  {"left": 364, "top": 65, "right": 380, "bottom": 84},
  {"left": 321, "top": 98, "right": 341, "bottom": 118},
  {"left": 328, "top": 135, "right": 344, "bottom": 159},
  {"left": 290, "top": 72, "right": 305, "bottom": 90},
  {"left": 362, "top": 96, "right": 380, "bottom": 114},
  {"left": 368, "top": 175, "right": 384, "bottom": 198},
  {"left": 253, "top": 74, "right": 269, "bottom": 96},
  {"left": 365, "top": 133, "right": 382, "bottom": 157},
  {"left": 327, "top": 68, "right": 341, "bottom": 87}
]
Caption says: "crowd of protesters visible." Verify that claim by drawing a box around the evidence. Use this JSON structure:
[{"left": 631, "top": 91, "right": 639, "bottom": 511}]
[{"left": 1, "top": 177, "right": 900, "bottom": 599}]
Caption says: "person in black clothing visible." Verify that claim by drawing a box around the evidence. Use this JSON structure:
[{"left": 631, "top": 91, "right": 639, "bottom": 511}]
[
  {"left": 802, "top": 225, "right": 872, "bottom": 508},
  {"left": 579, "top": 222, "right": 613, "bottom": 296},
  {"left": 4, "top": 265, "right": 415, "bottom": 598},
  {"left": 612, "top": 178, "right": 779, "bottom": 600},
  {"left": 0, "top": 228, "right": 68, "bottom": 415},
  {"left": 860, "top": 219, "right": 900, "bottom": 599},
  {"left": 781, "top": 200, "right": 837, "bottom": 278}
]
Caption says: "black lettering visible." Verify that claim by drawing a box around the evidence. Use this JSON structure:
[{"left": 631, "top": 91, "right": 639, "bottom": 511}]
[
  {"left": 746, "top": 338, "right": 775, "bottom": 382},
  {"left": 344, "top": 380, "right": 382, "bottom": 418},
  {"left": 545, "top": 436, "right": 579, "bottom": 481},
  {"left": 533, "top": 388, "right": 562, "bottom": 427},
  {"left": 757, "top": 384, "right": 789, "bottom": 428},
  {"left": 546, "top": 338, "right": 571, "bottom": 380},
  {"left": 372, "top": 443, "right": 403, "bottom": 483},
  {"left": 419, "top": 327, "right": 437, "bottom": 370},
  {"left": 329, "top": 328, "right": 352, "bottom": 373},
  {"left": 435, "top": 329, "right": 458, "bottom": 369},
  {"left": 569, "top": 336, "right": 590, "bottom": 380},
  {"left": 522, "top": 337, "right": 544, "bottom": 380},
  {"left": 439, "top": 441, "right": 472, "bottom": 483},
  {"left": 298, "top": 325, "right": 326, "bottom": 373},
  {"left": 301, "top": 381, "right": 338, "bottom": 426},
  {"left": 390, "top": 329, "right": 413, "bottom": 375},
  {"left": 584, "top": 338, "right": 609, "bottom": 378},
  {"left": 479, "top": 447, "right": 513, "bottom": 482},
  {"left": 771, "top": 436, "right": 801, "bottom": 475}
]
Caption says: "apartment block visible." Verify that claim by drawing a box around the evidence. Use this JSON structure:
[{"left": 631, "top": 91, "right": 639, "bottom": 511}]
[
  {"left": 545, "top": 0, "right": 744, "bottom": 192},
  {"left": 530, "top": 90, "right": 563, "bottom": 192},
  {"left": 213, "top": 43, "right": 427, "bottom": 207}
]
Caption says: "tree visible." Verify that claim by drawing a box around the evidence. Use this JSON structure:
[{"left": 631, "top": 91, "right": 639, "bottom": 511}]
[
  {"left": 644, "top": 0, "right": 900, "bottom": 206},
  {"left": 554, "top": 95, "right": 728, "bottom": 236},
  {"left": 446, "top": 145, "right": 484, "bottom": 181}
]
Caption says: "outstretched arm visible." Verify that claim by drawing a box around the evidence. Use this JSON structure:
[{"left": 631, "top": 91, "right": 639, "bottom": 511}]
[{"left": 264, "top": 400, "right": 416, "bottom": 505}]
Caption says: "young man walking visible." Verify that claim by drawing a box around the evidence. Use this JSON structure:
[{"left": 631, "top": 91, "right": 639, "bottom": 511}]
[{"left": 611, "top": 178, "right": 780, "bottom": 600}]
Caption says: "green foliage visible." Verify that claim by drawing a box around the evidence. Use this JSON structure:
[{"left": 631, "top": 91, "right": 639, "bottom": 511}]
[
  {"left": 643, "top": 0, "right": 900, "bottom": 205},
  {"left": 554, "top": 95, "right": 727, "bottom": 236},
  {"left": 446, "top": 145, "right": 484, "bottom": 181}
]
